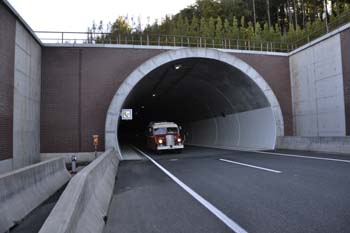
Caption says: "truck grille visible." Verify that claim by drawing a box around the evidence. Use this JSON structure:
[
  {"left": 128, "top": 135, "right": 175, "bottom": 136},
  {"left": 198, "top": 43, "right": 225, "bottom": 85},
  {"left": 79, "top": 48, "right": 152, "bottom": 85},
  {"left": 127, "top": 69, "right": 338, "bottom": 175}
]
[{"left": 166, "top": 135, "right": 175, "bottom": 146}]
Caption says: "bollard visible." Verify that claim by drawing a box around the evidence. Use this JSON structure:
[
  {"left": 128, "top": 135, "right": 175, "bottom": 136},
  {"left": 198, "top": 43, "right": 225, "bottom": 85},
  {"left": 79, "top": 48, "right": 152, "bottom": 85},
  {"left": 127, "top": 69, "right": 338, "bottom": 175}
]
[
  {"left": 92, "top": 135, "right": 99, "bottom": 159},
  {"left": 71, "top": 155, "right": 77, "bottom": 174}
]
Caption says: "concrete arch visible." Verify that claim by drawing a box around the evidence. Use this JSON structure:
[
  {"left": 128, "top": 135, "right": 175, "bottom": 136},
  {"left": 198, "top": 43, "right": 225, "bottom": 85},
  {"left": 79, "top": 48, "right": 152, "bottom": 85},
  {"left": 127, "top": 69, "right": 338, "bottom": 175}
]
[{"left": 105, "top": 48, "right": 284, "bottom": 156}]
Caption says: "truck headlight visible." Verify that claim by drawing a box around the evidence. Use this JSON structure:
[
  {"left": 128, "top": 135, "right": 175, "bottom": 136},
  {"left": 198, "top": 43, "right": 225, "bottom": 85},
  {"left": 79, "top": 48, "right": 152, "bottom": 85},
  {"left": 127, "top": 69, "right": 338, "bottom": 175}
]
[
  {"left": 177, "top": 138, "right": 181, "bottom": 143},
  {"left": 158, "top": 139, "right": 163, "bottom": 144}
]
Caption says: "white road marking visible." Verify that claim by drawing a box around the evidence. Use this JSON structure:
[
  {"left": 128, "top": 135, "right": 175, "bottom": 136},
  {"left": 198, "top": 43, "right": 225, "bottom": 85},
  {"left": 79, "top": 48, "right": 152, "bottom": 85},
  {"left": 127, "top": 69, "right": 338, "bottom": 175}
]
[
  {"left": 219, "top": 159, "right": 282, "bottom": 174},
  {"left": 133, "top": 146, "right": 248, "bottom": 233},
  {"left": 247, "top": 150, "right": 350, "bottom": 163}
]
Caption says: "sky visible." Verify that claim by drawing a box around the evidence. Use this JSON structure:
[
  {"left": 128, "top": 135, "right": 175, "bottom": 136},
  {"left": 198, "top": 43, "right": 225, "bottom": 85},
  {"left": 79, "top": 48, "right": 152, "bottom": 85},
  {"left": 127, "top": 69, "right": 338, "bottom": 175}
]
[{"left": 7, "top": 0, "right": 196, "bottom": 32}]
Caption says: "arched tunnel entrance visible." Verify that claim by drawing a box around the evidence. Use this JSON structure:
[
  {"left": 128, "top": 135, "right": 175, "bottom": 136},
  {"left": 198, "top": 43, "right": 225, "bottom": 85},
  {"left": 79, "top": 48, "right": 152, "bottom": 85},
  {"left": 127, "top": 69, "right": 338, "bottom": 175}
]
[{"left": 105, "top": 48, "right": 284, "bottom": 158}]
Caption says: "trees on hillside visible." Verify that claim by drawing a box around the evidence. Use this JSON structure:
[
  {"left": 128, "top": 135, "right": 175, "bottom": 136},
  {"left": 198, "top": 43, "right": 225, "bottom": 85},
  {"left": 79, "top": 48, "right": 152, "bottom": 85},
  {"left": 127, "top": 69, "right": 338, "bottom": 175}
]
[{"left": 91, "top": 0, "right": 350, "bottom": 45}]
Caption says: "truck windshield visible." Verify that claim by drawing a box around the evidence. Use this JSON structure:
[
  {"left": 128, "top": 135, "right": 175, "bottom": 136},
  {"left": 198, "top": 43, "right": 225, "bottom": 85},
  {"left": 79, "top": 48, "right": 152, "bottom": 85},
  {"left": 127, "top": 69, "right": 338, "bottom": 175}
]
[{"left": 154, "top": 127, "right": 178, "bottom": 135}]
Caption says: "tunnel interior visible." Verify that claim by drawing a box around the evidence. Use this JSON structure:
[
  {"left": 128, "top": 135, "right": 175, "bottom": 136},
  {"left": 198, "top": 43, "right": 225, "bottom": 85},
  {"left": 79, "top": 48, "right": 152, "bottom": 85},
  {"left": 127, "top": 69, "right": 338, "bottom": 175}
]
[{"left": 118, "top": 57, "right": 277, "bottom": 150}]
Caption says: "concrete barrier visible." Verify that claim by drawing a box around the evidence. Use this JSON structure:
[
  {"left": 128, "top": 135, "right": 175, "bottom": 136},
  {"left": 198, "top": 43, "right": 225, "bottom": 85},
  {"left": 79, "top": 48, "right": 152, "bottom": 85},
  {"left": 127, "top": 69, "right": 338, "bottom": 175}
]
[
  {"left": 0, "top": 158, "right": 71, "bottom": 233},
  {"left": 277, "top": 136, "right": 350, "bottom": 154},
  {"left": 40, "top": 152, "right": 104, "bottom": 163},
  {"left": 39, "top": 149, "right": 119, "bottom": 233}
]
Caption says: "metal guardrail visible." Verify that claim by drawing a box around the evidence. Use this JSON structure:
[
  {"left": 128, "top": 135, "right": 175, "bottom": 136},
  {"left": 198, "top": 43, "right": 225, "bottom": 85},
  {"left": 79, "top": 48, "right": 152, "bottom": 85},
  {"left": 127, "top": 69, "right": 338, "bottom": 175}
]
[
  {"left": 35, "top": 11, "right": 350, "bottom": 53},
  {"left": 35, "top": 31, "right": 292, "bottom": 52},
  {"left": 293, "top": 11, "right": 350, "bottom": 48}
]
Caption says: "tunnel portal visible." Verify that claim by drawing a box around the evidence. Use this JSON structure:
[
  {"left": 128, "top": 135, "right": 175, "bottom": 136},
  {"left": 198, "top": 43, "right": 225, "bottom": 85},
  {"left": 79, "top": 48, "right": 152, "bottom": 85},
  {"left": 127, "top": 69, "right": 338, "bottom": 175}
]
[{"left": 105, "top": 48, "right": 284, "bottom": 156}]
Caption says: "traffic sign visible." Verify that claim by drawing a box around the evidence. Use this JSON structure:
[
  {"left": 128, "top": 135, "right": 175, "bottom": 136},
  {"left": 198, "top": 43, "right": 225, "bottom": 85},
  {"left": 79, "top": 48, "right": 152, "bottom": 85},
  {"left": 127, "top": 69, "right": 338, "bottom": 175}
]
[{"left": 121, "top": 109, "right": 133, "bottom": 120}]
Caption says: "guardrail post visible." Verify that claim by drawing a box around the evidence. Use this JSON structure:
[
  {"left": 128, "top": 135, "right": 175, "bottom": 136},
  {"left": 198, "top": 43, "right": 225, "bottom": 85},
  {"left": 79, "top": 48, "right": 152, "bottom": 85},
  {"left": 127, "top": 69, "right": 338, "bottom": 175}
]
[{"left": 61, "top": 32, "right": 64, "bottom": 44}]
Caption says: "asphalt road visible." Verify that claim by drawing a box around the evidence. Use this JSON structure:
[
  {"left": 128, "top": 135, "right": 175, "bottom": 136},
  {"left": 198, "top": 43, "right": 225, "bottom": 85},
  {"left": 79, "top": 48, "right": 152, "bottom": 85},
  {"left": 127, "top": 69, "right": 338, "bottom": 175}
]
[{"left": 104, "top": 146, "right": 350, "bottom": 233}]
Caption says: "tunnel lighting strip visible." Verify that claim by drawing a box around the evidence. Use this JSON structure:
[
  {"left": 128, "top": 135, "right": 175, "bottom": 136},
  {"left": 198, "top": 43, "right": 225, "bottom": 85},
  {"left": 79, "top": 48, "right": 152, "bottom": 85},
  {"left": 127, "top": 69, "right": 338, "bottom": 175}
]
[
  {"left": 244, "top": 150, "right": 350, "bottom": 163},
  {"left": 133, "top": 146, "right": 249, "bottom": 233},
  {"left": 219, "top": 159, "right": 282, "bottom": 174}
]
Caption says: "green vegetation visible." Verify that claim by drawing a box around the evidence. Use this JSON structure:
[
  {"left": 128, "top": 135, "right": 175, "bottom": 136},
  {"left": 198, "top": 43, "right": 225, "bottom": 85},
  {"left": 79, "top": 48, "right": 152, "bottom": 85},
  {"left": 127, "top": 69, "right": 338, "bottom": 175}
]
[{"left": 91, "top": 0, "right": 350, "bottom": 51}]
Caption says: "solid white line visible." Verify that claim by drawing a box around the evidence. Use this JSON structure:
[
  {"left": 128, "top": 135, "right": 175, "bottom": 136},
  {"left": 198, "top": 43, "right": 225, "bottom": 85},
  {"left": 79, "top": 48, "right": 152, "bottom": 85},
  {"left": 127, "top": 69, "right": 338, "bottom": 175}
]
[
  {"left": 250, "top": 150, "right": 350, "bottom": 163},
  {"left": 133, "top": 146, "right": 248, "bottom": 233},
  {"left": 219, "top": 159, "right": 282, "bottom": 174}
]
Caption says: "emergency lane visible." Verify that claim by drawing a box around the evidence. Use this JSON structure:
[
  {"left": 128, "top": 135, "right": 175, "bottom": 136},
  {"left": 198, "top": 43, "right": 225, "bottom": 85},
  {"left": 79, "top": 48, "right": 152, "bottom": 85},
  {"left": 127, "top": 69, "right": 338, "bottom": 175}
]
[{"left": 141, "top": 146, "right": 350, "bottom": 233}]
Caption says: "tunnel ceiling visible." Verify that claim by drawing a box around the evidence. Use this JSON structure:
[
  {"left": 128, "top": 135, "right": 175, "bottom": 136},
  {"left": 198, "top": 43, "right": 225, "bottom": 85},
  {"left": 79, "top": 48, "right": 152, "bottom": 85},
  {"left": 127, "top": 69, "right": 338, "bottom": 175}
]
[{"left": 121, "top": 58, "right": 270, "bottom": 126}]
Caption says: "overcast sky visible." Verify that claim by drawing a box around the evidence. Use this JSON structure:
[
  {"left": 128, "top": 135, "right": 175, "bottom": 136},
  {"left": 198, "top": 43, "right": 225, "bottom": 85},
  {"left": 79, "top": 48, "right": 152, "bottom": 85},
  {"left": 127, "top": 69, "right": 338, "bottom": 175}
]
[{"left": 7, "top": 0, "right": 196, "bottom": 32}]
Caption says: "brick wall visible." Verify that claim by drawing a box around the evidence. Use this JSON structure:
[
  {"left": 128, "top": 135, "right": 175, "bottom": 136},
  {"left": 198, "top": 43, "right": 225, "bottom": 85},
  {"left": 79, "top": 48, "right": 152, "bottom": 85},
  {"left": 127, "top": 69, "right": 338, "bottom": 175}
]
[
  {"left": 0, "top": 3, "right": 15, "bottom": 161},
  {"left": 41, "top": 47, "right": 292, "bottom": 152},
  {"left": 41, "top": 47, "right": 163, "bottom": 152},
  {"left": 341, "top": 29, "right": 350, "bottom": 135}
]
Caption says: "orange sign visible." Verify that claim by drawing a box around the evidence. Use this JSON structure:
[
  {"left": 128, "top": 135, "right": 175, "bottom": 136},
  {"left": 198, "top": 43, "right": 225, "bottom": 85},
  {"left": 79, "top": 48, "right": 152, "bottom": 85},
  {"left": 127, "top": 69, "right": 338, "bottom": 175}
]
[{"left": 93, "top": 135, "right": 99, "bottom": 146}]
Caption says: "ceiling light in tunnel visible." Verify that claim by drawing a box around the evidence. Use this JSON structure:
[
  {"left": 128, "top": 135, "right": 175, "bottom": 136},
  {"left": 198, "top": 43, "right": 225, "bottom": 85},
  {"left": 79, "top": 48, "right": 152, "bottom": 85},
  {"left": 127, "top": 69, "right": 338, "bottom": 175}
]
[
  {"left": 174, "top": 64, "right": 182, "bottom": 70},
  {"left": 152, "top": 94, "right": 156, "bottom": 97}
]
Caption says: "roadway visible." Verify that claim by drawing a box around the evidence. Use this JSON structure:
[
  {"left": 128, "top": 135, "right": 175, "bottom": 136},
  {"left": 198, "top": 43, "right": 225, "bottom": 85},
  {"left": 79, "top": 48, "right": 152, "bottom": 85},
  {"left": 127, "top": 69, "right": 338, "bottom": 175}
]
[{"left": 103, "top": 146, "right": 350, "bottom": 233}]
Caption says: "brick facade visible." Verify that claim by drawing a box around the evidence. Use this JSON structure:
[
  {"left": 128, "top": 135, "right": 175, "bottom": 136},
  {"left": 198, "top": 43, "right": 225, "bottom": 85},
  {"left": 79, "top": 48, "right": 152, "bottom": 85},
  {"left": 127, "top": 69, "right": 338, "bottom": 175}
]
[
  {"left": 341, "top": 29, "right": 350, "bottom": 135},
  {"left": 41, "top": 47, "right": 292, "bottom": 152},
  {"left": 0, "top": 3, "right": 15, "bottom": 160}
]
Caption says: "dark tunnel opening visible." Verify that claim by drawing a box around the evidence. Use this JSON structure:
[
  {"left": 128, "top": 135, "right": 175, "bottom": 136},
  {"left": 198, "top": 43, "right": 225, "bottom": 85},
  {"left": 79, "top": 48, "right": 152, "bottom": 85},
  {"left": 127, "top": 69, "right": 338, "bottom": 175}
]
[{"left": 117, "top": 57, "right": 278, "bottom": 151}]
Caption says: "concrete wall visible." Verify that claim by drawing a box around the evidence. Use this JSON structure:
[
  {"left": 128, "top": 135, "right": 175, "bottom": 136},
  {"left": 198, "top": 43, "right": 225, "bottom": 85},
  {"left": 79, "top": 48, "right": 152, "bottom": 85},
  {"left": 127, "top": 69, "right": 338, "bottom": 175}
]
[
  {"left": 186, "top": 107, "right": 276, "bottom": 150},
  {"left": 0, "top": 157, "right": 70, "bottom": 232},
  {"left": 39, "top": 149, "right": 119, "bottom": 233},
  {"left": 0, "top": 2, "right": 42, "bottom": 174},
  {"left": 40, "top": 152, "right": 104, "bottom": 163},
  {"left": 13, "top": 21, "right": 41, "bottom": 169},
  {"left": 0, "top": 2, "right": 15, "bottom": 171},
  {"left": 289, "top": 34, "right": 346, "bottom": 136}
]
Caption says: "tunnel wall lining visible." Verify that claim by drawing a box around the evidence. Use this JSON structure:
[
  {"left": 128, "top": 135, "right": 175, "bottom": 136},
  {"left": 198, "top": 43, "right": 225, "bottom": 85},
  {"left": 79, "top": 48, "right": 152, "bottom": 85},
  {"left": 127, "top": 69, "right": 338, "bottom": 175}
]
[
  {"left": 106, "top": 48, "right": 284, "bottom": 154},
  {"left": 186, "top": 107, "right": 276, "bottom": 150}
]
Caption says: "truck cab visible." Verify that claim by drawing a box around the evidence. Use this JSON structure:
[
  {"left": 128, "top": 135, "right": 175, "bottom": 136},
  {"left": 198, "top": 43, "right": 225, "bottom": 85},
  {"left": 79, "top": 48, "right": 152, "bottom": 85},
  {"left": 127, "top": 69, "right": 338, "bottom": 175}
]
[{"left": 146, "top": 122, "right": 184, "bottom": 153}]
